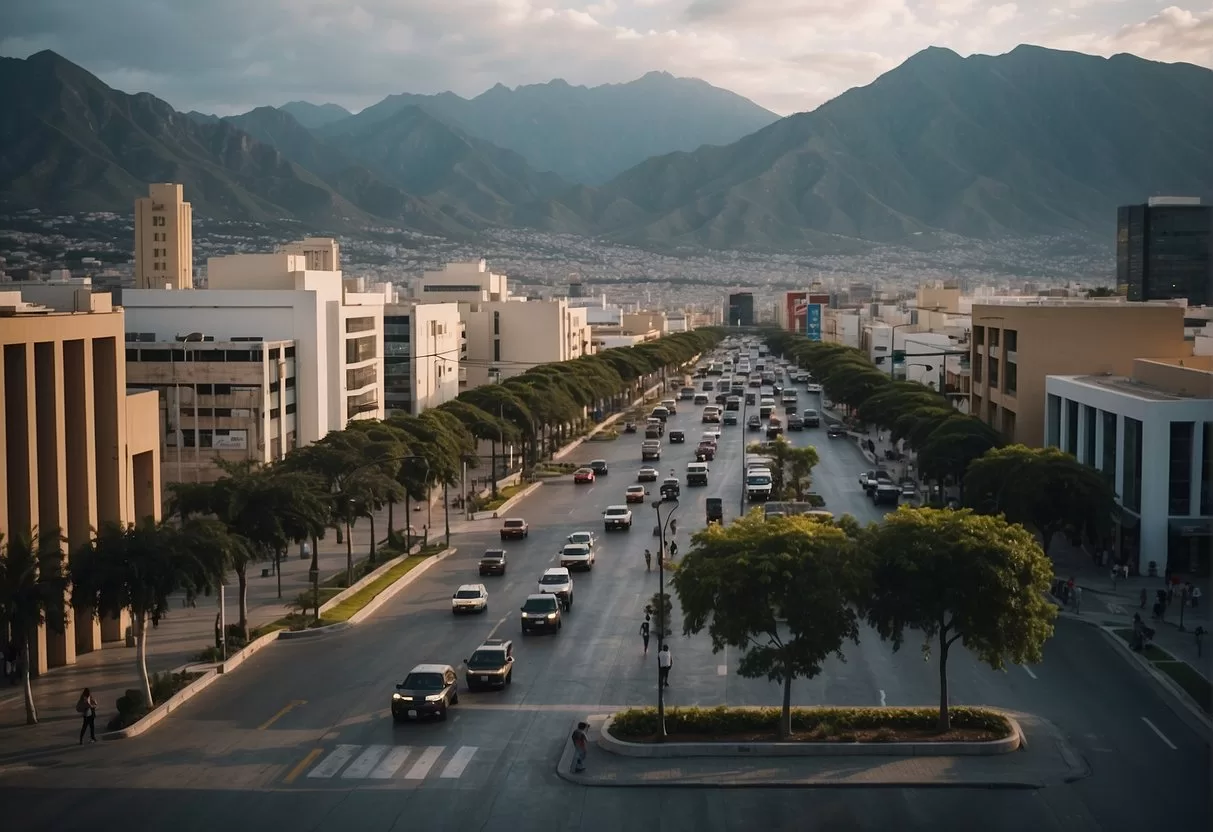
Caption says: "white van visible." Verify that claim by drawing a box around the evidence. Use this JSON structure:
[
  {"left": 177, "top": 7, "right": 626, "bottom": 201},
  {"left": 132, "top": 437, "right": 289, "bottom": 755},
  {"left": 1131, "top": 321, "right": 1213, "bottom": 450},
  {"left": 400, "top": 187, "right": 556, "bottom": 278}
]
[{"left": 746, "top": 468, "right": 774, "bottom": 502}]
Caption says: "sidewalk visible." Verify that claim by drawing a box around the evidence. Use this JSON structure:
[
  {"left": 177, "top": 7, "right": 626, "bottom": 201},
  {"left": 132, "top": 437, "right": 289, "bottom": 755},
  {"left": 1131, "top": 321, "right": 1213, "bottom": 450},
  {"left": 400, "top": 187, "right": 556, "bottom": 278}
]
[{"left": 0, "top": 502, "right": 404, "bottom": 757}]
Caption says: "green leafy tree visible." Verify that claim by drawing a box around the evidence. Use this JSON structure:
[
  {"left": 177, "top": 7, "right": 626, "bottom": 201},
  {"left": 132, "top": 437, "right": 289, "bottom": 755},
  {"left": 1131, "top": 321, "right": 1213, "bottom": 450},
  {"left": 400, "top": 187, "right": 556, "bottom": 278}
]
[
  {"left": 673, "top": 512, "right": 868, "bottom": 738},
  {"left": 862, "top": 507, "right": 1056, "bottom": 730},
  {"left": 0, "top": 529, "right": 68, "bottom": 724},
  {"left": 915, "top": 417, "right": 1005, "bottom": 490},
  {"left": 964, "top": 445, "right": 1117, "bottom": 554},
  {"left": 73, "top": 518, "right": 227, "bottom": 708},
  {"left": 229, "top": 468, "right": 329, "bottom": 601}
]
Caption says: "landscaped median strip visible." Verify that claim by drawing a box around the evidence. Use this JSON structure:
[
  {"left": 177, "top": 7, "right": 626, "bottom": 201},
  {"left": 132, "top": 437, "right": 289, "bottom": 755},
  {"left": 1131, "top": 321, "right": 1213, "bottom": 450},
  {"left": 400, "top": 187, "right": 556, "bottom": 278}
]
[
  {"left": 1107, "top": 627, "right": 1212, "bottom": 716},
  {"left": 98, "top": 546, "right": 455, "bottom": 740}
]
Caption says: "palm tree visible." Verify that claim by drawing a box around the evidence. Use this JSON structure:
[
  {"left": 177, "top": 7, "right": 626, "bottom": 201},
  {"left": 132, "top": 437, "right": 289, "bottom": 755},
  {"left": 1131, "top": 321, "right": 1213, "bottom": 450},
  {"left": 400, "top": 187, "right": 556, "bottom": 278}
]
[
  {"left": 228, "top": 468, "right": 329, "bottom": 601},
  {"left": 72, "top": 518, "right": 225, "bottom": 709},
  {"left": 0, "top": 529, "right": 68, "bottom": 724}
]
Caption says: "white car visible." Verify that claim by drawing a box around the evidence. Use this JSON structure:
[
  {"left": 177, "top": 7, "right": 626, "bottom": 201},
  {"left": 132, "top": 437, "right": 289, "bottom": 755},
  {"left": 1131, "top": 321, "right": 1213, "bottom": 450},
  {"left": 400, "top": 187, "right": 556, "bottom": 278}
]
[
  {"left": 806, "top": 383, "right": 823, "bottom": 394},
  {"left": 567, "top": 531, "right": 598, "bottom": 549},
  {"left": 452, "top": 584, "right": 489, "bottom": 615},
  {"left": 603, "top": 504, "right": 634, "bottom": 531},
  {"left": 702, "top": 429, "right": 722, "bottom": 443},
  {"left": 559, "top": 543, "right": 595, "bottom": 571},
  {"left": 538, "top": 567, "right": 574, "bottom": 608}
]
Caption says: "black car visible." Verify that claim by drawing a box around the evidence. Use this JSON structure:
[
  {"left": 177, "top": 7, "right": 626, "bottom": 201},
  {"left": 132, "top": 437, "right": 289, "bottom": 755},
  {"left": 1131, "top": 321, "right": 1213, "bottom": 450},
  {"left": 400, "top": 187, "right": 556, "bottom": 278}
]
[
  {"left": 521, "top": 593, "right": 562, "bottom": 634},
  {"left": 478, "top": 549, "right": 507, "bottom": 576},
  {"left": 668, "top": 430, "right": 686, "bottom": 444},
  {"left": 392, "top": 664, "right": 459, "bottom": 722},
  {"left": 465, "top": 639, "right": 514, "bottom": 691},
  {"left": 589, "top": 459, "right": 609, "bottom": 476},
  {"left": 826, "top": 424, "right": 846, "bottom": 438},
  {"left": 747, "top": 415, "right": 762, "bottom": 431},
  {"left": 803, "top": 409, "right": 821, "bottom": 428},
  {"left": 788, "top": 415, "right": 804, "bottom": 431},
  {"left": 706, "top": 497, "right": 724, "bottom": 524},
  {"left": 660, "top": 478, "right": 681, "bottom": 500}
]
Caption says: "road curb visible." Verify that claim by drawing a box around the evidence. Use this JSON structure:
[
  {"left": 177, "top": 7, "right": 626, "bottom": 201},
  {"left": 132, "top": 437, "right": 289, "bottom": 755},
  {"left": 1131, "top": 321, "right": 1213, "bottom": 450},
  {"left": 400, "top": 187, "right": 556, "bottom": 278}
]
[
  {"left": 595, "top": 711, "right": 1021, "bottom": 758},
  {"left": 348, "top": 547, "right": 455, "bottom": 624},
  {"left": 98, "top": 668, "right": 222, "bottom": 741},
  {"left": 471, "top": 481, "right": 543, "bottom": 521},
  {"left": 553, "top": 383, "right": 663, "bottom": 462},
  {"left": 319, "top": 549, "right": 415, "bottom": 615},
  {"left": 276, "top": 622, "right": 352, "bottom": 640}
]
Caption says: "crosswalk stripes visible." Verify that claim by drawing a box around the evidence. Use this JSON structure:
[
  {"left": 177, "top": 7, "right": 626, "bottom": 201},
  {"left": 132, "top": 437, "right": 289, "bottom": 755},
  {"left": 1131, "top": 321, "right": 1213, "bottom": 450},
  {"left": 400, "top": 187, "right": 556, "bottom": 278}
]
[{"left": 302, "top": 744, "right": 480, "bottom": 783}]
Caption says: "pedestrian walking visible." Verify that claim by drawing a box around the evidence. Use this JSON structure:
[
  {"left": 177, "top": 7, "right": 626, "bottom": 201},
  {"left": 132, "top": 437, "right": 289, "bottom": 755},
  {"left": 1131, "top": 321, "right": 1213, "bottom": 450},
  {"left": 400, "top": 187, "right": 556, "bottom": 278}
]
[
  {"left": 1111, "top": 566, "right": 1119, "bottom": 590},
  {"left": 644, "top": 549, "right": 652, "bottom": 572},
  {"left": 1140, "top": 587, "right": 1148, "bottom": 610},
  {"left": 639, "top": 617, "right": 651, "bottom": 655},
  {"left": 570, "top": 721, "right": 589, "bottom": 773},
  {"left": 76, "top": 688, "right": 98, "bottom": 744},
  {"left": 658, "top": 644, "right": 672, "bottom": 688},
  {"left": 1072, "top": 586, "right": 1082, "bottom": 613},
  {"left": 1192, "top": 586, "right": 1202, "bottom": 610}
]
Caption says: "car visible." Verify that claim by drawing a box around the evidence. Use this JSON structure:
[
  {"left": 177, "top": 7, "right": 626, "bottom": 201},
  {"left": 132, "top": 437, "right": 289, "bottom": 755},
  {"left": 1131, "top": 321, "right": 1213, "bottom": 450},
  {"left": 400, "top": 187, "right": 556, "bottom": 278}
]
[
  {"left": 660, "top": 477, "right": 681, "bottom": 500},
  {"left": 500, "top": 518, "right": 529, "bottom": 539},
  {"left": 859, "top": 470, "right": 893, "bottom": 493},
  {"left": 807, "top": 383, "right": 823, "bottom": 394},
  {"left": 559, "top": 543, "right": 595, "bottom": 571},
  {"left": 679, "top": 386, "right": 696, "bottom": 400},
  {"left": 802, "top": 409, "right": 821, "bottom": 428},
  {"left": 722, "top": 411, "right": 739, "bottom": 425},
  {"left": 478, "top": 549, "right": 507, "bottom": 576},
  {"left": 872, "top": 483, "right": 901, "bottom": 506},
  {"left": 766, "top": 420, "right": 784, "bottom": 439},
  {"left": 900, "top": 482, "right": 919, "bottom": 501},
  {"left": 703, "top": 429, "right": 722, "bottom": 443},
  {"left": 637, "top": 467, "right": 659, "bottom": 482},
  {"left": 747, "top": 414, "right": 762, "bottom": 430},
  {"left": 788, "top": 414, "right": 804, "bottom": 430},
  {"left": 520, "top": 593, "right": 562, "bottom": 634},
  {"left": 452, "top": 583, "right": 489, "bottom": 615},
  {"left": 589, "top": 459, "right": 609, "bottom": 476},
  {"left": 603, "top": 504, "right": 634, "bottom": 530},
  {"left": 573, "top": 467, "right": 596, "bottom": 484},
  {"left": 538, "top": 567, "right": 574, "bottom": 607},
  {"left": 567, "top": 531, "right": 597, "bottom": 548},
  {"left": 668, "top": 430, "right": 686, "bottom": 444},
  {"left": 625, "top": 484, "right": 648, "bottom": 503},
  {"left": 465, "top": 639, "right": 514, "bottom": 691},
  {"left": 695, "top": 444, "right": 716, "bottom": 462},
  {"left": 641, "top": 440, "right": 662, "bottom": 461},
  {"left": 693, "top": 393, "right": 710, "bottom": 405},
  {"left": 650, "top": 407, "right": 670, "bottom": 422},
  {"left": 686, "top": 462, "right": 709, "bottom": 486},
  {"left": 661, "top": 399, "right": 678, "bottom": 415},
  {"left": 827, "top": 424, "right": 846, "bottom": 438},
  {"left": 714, "top": 392, "right": 729, "bottom": 405},
  {"left": 392, "top": 664, "right": 459, "bottom": 722}
]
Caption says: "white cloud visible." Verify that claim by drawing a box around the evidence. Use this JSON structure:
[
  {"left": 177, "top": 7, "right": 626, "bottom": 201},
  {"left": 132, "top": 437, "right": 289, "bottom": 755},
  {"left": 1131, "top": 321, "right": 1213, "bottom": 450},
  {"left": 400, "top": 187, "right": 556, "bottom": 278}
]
[{"left": 0, "top": 0, "right": 1207, "bottom": 118}]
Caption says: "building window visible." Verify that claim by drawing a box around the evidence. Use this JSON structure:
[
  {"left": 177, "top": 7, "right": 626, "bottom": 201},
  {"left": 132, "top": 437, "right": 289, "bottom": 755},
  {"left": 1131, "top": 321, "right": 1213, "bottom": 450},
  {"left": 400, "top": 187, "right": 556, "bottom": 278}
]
[
  {"left": 493, "top": 340, "right": 501, "bottom": 362},
  {"left": 346, "top": 317, "right": 375, "bottom": 334},
  {"left": 1004, "top": 329, "right": 1017, "bottom": 352},
  {"left": 1065, "top": 400, "right": 1079, "bottom": 455},
  {"left": 988, "top": 356, "right": 999, "bottom": 388},
  {"left": 1046, "top": 395, "right": 1061, "bottom": 448},
  {"left": 346, "top": 365, "right": 377, "bottom": 390},
  {"left": 1005, "top": 361, "right": 1017, "bottom": 394},
  {"left": 1101, "top": 410, "right": 1117, "bottom": 482},
  {"left": 1169, "top": 422, "right": 1194, "bottom": 515},
  {"left": 285, "top": 347, "right": 295, "bottom": 358},
  {"left": 345, "top": 335, "right": 376, "bottom": 363},
  {"left": 1202, "top": 423, "right": 1212, "bottom": 515},
  {"left": 1123, "top": 417, "right": 1143, "bottom": 513},
  {"left": 1084, "top": 405, "right": 1097, "bottom": 467},
  {"left": 493, "top": 311, "right": 500, "bottom": 336},
  {"left": 973, "top": 351, "right": 983, "bottom": 384},
  {"left": 152, "top": 215, "right": 166, "bottom": 227},
  {"left": 989, "top": 328, "right": 1000, "bottom": 347},
  {"left": 974, "top": 326, "right": 984, "bottom": 346},
  {"left": 1002, "top": 408, "right": 1017, "bottom": 440},
  {"left": 285, "top": 403, "right": 296, "bottom": 415}
]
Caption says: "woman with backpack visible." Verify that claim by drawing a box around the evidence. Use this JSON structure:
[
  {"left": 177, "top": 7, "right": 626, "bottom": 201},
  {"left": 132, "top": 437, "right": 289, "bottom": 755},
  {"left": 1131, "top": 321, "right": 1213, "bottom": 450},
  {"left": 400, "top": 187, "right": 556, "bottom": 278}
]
[{"left": 77, "top": 688, "right": 98, "bottom": 744}]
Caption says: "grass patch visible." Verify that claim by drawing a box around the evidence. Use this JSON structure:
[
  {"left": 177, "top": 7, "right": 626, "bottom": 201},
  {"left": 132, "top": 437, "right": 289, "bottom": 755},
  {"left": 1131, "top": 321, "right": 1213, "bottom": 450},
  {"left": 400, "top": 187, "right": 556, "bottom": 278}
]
[
  {"left": 609, "top": 706, "right": 1011, "bottom": 744},
  {"left": 315, "top": 553, "right": 432, "bottom": 625},
  {"left": 1155, "top": 661, "right": 1213, "bottom": 714},
  {"left": 1111, "top": 628, "right": 1174, "bottom": 662},
  {"left": 106, "top": 671, "right": 204, "bottom": 730},
  {"left": 482, "top": 482, "right": 530, "bottom": 512}
]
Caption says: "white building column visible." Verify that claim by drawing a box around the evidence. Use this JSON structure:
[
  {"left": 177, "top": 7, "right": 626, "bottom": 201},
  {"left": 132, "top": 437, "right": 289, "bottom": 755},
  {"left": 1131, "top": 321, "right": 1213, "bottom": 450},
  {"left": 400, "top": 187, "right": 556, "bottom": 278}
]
[{"left": 1138, "top": 417, "right": 1171, "bottom": 576}]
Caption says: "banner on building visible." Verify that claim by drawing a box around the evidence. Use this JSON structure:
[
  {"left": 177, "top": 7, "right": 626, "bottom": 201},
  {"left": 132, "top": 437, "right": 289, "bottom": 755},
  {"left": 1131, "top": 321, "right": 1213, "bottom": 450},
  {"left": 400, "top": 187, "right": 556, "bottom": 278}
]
[
  {"left": 785, "top": 291, "right": 808, "bottom": 333},
  {"left": 806, "top": 303, "right": 823, "bottom": 341}
]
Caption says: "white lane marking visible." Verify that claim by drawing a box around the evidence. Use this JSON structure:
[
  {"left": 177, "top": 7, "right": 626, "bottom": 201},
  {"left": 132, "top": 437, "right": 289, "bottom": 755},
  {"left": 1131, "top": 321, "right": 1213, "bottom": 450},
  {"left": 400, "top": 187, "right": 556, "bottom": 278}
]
[
  {"left": 879, "top": 690, "right": 887, "bottom": 706},
  {"left": 440, "top": 746, "right": 478, "bottom": 778},
  {"left": 1141, "top": 717, "right": 1178, "bottom": 750},
  {"left": 307, "top": 744, "right": 358, "bottom": 779},
  {"left": 368, "top": 746, "right": 412, "bottom": 779},
  {"left": 486, "top": 614, "right": 509, "bottom": 641},
  {"left": 1022, "top": 665, "right": 1038, "bottom": 680},
  {"left": 341, "top": 745, "right": 388, "bottom": 779},
  {"left": 717, "top": 665, "right": 727, "bottom": 676},
  {"left": 404, "top": 745, "right": 445, "bottom": 779}
]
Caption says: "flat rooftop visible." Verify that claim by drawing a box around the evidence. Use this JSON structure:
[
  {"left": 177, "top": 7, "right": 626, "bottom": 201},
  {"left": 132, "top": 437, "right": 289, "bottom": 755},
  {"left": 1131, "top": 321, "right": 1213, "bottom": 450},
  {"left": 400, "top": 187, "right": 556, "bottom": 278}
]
[{"left": 1062, "top": 374, "right": 1210, "bottom": 402}]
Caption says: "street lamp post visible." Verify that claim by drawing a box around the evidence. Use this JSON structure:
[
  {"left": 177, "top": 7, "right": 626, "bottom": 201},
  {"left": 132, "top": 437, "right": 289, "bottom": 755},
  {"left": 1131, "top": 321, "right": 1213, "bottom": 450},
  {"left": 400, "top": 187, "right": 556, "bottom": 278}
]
[
  {"left": 739, "top": 394, "right": 748, "bottom": 516},
  {"left": 887, "top": 323, "right": 910, "bottom": 378},
  {"left": 652, "top": 497, "right": 679, "bottom": 741}
]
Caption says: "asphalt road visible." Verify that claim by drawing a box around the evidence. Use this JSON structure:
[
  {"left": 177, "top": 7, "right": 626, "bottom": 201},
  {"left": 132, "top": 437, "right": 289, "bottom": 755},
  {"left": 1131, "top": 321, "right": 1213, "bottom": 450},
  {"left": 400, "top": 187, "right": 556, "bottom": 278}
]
[{"left": 2, "top": 368, "right": 1209, "bottom": 832}]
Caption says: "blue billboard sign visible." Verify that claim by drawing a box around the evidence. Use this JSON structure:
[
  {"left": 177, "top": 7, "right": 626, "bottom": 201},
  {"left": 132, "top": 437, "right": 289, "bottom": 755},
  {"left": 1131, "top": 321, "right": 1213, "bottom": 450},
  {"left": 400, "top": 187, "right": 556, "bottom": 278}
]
[{"left": 806, "top": 303, "right": 822, "bottom": 341}]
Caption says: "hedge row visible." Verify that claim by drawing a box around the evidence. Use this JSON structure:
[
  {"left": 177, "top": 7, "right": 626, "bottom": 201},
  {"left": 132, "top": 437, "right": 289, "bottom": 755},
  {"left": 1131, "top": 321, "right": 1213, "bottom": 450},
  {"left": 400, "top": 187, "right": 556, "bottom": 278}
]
[{"left": 610, "top": 705, "right": 1010, "bottom": 739}]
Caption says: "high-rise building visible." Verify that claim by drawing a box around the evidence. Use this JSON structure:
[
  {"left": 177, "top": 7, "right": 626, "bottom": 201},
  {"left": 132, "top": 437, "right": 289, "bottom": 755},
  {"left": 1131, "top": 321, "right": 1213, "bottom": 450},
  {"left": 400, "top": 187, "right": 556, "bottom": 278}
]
[
  {"left": 726, "top": 293, "right": 755, "bottom": 327},
  {"left": 383, "top": 300, "right": 462, "bottom": 415},
  {"left": 1117, "top": 198, "right": 1212, "bottom": 306},
  {"left": 1, "top": 285, "right": 161, "bottom": 673},
  {"left": 134, "top": 183, "right": 193, "bottom": 290},
  {"left": 568, "top": 278, "right": 584, "bottom": 298}
]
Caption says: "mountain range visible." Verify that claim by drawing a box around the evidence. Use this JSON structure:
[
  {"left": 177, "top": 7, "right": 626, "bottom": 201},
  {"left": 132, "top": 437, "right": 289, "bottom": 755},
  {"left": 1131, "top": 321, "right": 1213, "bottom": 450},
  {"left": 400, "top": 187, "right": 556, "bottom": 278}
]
[{"left": 2, "top": 47, "right": 1211, "bottom": 252}]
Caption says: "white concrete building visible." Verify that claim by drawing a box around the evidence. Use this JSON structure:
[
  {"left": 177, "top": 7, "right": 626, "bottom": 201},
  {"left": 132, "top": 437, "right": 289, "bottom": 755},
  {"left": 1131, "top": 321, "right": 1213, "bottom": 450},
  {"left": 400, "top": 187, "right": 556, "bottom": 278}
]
[
  {"left": 123, "top": 244, "right": 386, "bottom": 463},
  {"left": 415, "top": 259, "right": 508, "bottom": 303},
  {"left": 463, "top": 299, "right": 592, "bottom": 388},
  {"left": 1045, "top": 358, "right": 1213, "bottom": 577},
  {"left": 383, "top": 299, "right": 461, "bottom": 415}
]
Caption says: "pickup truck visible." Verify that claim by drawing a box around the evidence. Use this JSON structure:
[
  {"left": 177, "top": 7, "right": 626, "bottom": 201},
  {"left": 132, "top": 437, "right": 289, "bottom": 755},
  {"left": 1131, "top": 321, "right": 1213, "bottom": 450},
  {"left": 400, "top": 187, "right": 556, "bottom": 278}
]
[
  {"left": 641, "top": 440, "right": 662, "bottom": 461},
  {"left": 602, "top": 505, "right": 634, "bottom": 531}
]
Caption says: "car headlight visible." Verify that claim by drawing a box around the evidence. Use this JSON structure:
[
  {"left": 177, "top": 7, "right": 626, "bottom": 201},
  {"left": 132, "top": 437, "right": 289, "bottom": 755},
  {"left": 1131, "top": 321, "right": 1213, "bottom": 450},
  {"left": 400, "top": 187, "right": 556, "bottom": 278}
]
[
  {"left": 425, "top": 694, "right": 445, "bottom": 702},
  {"left": 546, "top": 613, "right": 557, "bottom": 620},
  {"left": 392, "top": 693, "right": 403, "bottom": 700}
]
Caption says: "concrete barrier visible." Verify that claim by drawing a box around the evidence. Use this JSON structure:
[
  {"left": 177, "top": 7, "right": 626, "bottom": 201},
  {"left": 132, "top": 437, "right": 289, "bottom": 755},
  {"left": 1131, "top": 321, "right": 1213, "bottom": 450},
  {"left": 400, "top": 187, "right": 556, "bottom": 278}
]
[
  {"left": 99, "top": 668, "right": 223, "bottom": 741},
  {"left": 218, "top": 628, "right": 281, "bottom": 674},
  {"left": 348, "top": 548, "right": 456, "bottom": 624},
  {"left": 471, "top": 481, "right": 543, "bottom": 521},
  {"left": 318, "top": 551, "right": 412, "bottom": 616},
  {"left": 596, "top": 712, "right": 1022, "bottom": 758}
]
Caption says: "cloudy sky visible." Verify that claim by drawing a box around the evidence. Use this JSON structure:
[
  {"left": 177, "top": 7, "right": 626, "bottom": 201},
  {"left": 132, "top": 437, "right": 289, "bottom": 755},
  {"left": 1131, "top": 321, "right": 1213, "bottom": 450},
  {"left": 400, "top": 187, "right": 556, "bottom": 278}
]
[{"left": 3, "top": 1, "right": 1211, "bottom": 115}]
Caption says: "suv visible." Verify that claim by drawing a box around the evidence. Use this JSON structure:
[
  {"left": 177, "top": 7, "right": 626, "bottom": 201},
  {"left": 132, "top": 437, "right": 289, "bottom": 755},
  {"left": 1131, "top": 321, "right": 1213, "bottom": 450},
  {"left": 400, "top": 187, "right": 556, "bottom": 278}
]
[
  {"left": 603, "top": 505, "right": 634, "bottom": 531},
  {"left": 392, "top": 664, "right": 459, "bottom": 722},
  {"left": 478, "top": 549, "right": 507, "bottom": 576},
  {"left": 641, "top": 440, "right": 662, "bottom": 461},
  {"left": 668, "top": 430, "right": 686, "bottom": 444},
  {"left": 500, "top": 518, "right": 529, "bottom": 540},
  {"left": 520, "top": 594, "right": 562, "bottom": 634},
  {"left": 451, "top": 583, "right": 489, "bottom": 615},
  {"left": 723, "top": 411, "right": 739, "bottom": 425},
  {"left": 589, "top": 459, "right": 609, "bottom": 476},
  {"left": 465, "top": 639, "right": 514, "bottom": 691},
  {"left": 537, "top": 567, "right": 574, "bottom": 608},
  {"left": 686, "top": 462, "right": 709, "bottom": 486},
  {"left": 802, "top": 409, "right": 821, "bottom": 428},
  {"left": 559, "top": 543, "right": 595, "bottom": 571},
  {"left": 788, "top": 414, "right": 804, "bottom": 431},
  {"left": 747, "top": 414, "right": 762, "bottom": 430}
]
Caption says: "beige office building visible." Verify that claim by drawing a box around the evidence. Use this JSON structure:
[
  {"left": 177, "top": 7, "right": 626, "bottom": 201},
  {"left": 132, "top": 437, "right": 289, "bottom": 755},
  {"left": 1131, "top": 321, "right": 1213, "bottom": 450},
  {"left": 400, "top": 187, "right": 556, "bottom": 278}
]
[
  {"left": 970, "top": 300, "right": 1192, "bottom": 447},
  {"left": 0, "top": 288, "right": 161, "bottom": 674},
  {"left": 134, "top": 183, "right": 193, "bottom": 290}
]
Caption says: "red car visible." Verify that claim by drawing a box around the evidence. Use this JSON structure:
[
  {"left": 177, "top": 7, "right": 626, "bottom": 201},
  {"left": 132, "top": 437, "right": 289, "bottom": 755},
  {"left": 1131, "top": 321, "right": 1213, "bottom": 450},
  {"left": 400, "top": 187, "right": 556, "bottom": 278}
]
[
  {"left": 696, "top": 443, "right": 716, "bottom": 462},
  {"left": 573, "top": 467, "right": 596, "bottom": 484}
]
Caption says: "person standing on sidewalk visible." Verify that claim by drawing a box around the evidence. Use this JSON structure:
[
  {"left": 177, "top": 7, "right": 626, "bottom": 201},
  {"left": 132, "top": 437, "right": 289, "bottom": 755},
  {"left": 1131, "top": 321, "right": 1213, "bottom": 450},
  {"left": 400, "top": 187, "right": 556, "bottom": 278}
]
[
  {"left": 658, "top": 644, "right": 672, "bottom": 688},
  {"left": 1072, "top": 586, "right": 1082, "bottom": 613},
  {"left": 77, "top": 688, "right": 98, "bottom": 744},
  {"left": 639, "top": 616, "right": 651, "bottom": 655},
  {"left": 569, "top": 722, "right": 589, "bottom": 773}
]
